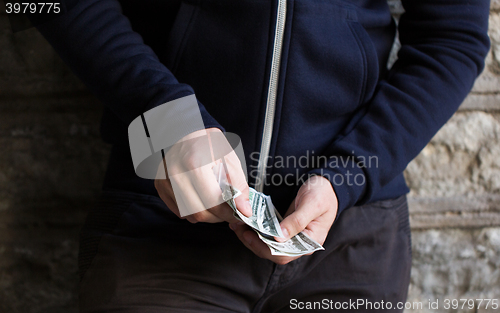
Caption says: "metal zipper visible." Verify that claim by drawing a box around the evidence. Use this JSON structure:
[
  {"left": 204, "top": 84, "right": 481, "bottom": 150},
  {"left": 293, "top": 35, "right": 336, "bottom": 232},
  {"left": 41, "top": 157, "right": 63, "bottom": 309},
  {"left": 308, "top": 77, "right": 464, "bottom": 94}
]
[{"left": 255, "top": 0, "right": 287, "bottom": 193}]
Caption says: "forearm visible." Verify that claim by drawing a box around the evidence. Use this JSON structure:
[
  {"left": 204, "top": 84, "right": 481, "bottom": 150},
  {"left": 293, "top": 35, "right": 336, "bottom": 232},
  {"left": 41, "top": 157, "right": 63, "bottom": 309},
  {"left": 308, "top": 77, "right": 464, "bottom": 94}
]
[
  {"left": 30, "top": 0, "right": 221, "bottom": 134},
  {"left": 310, "top": 0, "right": 490, "bottom": 214}
]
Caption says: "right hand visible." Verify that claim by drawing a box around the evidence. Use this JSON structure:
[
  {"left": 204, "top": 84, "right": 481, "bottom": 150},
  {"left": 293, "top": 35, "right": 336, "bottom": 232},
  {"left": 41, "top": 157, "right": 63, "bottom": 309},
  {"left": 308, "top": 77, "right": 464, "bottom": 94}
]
[{"left": 154, "top": 128, "right": 252, "bottom": 224}]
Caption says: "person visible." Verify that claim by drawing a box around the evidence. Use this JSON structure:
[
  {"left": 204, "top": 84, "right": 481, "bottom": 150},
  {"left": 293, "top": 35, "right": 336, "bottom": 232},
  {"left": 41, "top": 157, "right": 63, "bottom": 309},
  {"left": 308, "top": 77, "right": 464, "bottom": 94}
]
[{"left": 29, "top": 0, "right": 490, "bottom": 312}]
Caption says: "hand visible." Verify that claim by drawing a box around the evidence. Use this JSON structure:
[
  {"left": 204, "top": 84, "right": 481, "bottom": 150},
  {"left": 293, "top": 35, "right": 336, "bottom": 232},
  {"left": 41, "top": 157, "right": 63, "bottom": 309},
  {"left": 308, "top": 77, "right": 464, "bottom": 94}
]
[
  {"left": 231, "top": 175, "right": 338, "bottom": 264},
  {"left": 154, "top": 128, "right": 252, "bottom": 223}
]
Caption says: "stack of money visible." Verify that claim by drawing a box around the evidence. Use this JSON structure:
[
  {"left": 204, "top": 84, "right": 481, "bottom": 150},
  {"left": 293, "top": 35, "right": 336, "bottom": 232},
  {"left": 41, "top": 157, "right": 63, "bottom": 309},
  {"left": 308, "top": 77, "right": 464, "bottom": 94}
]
[{"left": 222, "top": 183, "right": 324, "bottom": 257}]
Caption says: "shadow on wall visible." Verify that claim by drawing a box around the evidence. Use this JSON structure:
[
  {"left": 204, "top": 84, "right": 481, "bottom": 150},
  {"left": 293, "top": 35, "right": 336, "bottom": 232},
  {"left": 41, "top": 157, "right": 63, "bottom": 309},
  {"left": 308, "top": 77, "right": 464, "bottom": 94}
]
[{"left": 0, "top": 11, "right": 111, "bottom": 312}]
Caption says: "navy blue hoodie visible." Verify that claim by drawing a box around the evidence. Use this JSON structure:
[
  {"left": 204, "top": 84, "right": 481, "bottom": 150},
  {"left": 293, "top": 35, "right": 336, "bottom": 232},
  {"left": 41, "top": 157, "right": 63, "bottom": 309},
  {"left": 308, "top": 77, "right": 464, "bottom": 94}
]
[{"left": 30, "top": 0, "right": 490, "bottom": 216}]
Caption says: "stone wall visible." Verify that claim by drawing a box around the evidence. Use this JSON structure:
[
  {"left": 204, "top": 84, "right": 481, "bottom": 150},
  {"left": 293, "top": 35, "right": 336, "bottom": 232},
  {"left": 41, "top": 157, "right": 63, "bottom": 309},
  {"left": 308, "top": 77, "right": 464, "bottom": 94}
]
[
  {"left": 392, "top": 1, "right": 500, "bottom": 310},
  {"left": 0, "top": 2, "right": 499, "bottom": 312},
  {"left": 0, "top": 6, "right": 109, "bottom": 312}
]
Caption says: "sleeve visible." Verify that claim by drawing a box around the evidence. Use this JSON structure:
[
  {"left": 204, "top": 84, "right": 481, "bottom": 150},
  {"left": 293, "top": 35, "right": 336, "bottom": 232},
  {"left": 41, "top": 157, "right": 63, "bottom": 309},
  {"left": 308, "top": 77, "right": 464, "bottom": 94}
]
[
  {"left": 27, "top": 0, "right": 222, "bottom": 140},
  {"left": 308, "top": 0, "right": 491, "bottom": 214}
]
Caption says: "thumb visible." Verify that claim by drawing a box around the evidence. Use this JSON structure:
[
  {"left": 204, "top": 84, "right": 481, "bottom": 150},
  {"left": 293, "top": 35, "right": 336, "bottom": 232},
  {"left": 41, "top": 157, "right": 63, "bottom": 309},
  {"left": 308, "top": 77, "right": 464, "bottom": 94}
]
[
  {"left": 276, "top": 189, "right": 321, "bottom": 242},
  {"left": 234, "top": 185, "right": 252, "bottom": 217}
]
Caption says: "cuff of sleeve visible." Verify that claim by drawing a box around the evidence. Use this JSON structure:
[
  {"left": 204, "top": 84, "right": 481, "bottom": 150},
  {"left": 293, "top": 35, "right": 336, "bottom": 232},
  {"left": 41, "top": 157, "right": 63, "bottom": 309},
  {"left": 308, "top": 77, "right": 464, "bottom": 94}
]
[
  {"left": 198, "top": 101, "right": 225, "bottom": 132},
  {"left": 128, "top": 94, "right": 223, "bottom": 179},
  {"left": 142, "top": 89, "right": 224, "bottom": 133},
  {"left": 307, "top": 163, "right": 367, "bottom": 216}
]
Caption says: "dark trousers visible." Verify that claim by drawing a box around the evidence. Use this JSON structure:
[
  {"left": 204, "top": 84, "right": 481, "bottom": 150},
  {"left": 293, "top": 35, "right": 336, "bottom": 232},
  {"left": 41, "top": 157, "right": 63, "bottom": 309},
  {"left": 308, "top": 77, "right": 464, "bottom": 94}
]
[{"left": 78, "top": 190, "right": 411, "bottom": 312}]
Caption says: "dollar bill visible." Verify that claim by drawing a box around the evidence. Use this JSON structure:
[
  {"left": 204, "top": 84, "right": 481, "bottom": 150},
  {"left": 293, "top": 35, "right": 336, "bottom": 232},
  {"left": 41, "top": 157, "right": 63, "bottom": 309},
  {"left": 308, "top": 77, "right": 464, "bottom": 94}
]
[
  {"left": 258, "top": 231, "right": 324, "bottom": 256},
  {"left": 221, "top": 183, "right": 323, "bottom": 257},
  {"left": 222, "top": 183, "right": 283, "bottom": 238},
  {"left": 257, "top": 206, "right": 324, "bottom": 256}
]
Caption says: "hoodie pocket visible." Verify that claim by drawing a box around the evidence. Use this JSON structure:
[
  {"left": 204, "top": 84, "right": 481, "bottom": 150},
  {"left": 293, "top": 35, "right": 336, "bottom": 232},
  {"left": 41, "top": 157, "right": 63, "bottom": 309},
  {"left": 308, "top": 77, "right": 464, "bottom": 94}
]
[
  {"left": 347, "top": 17, "right": 380, "bottom": 107},
  {"left": 283, "top": 2, "right": 379, "bottom": 121}
]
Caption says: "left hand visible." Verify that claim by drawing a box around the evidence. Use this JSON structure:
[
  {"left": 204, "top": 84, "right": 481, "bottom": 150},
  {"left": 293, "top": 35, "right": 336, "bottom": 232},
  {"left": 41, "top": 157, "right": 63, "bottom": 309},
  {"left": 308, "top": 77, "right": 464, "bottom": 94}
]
[{"left": 230, "top": 175, "right": 338, "bottom": 265}]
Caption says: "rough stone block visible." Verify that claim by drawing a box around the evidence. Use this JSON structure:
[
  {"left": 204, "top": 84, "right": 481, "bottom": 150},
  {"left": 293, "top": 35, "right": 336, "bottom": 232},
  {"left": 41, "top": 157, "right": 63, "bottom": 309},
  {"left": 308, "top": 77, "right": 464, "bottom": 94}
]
[
  {"left": 406, "top": 228, "right": 500, "bottom": 313},
  {"left": 409, "top": 195, "right": 500, "bottom": 229},
  {"left": 493, "top": 0, "right": 500, "bottom": 10},
  {"left": 405, "top": 112, "right": 500, "bottom": 198},
  {"left": 471, "top": 52, "right": 500, "bottom": 94}
]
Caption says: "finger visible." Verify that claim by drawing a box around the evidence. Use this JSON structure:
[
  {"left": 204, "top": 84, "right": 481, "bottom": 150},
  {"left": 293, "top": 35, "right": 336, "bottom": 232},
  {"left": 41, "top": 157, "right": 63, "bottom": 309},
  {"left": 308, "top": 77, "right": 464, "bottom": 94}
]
[
  {"left": 157, "top": 180, "right": 219, "bottom": 224},
  {"left": 300, "top": 204, "right": 337, "bottom": 246},
  {"left": 155, "top": 179, "right": 182, "bottom": 218},
  {"left": 169, "top": 173, "right": 205, "bottom": 215},
  {"left": 231, "top": 224, "right": 269, "bottom": 259},
  {"left": 168, "top": 164, "right": 229, "bottom": 223},
  {"left": 184, "top": 198, "right": 224, "bottom": 223},
  {"left": 230, "top": 224, "right": 298, "bottom": 265},
  {"left": 169, "top": 168, "right": 221, "bottom": 222},
  {"left": 225, "top": 153, "right": 252, "bottom": 217},
  {"left": 183, "top": 186, "right": 225, "bottom": 223},
  {"left": 160, "top": 189, "right": 181, "bottom": 218},
  {"left": 206, "top": 132, "right": 251, "bottom": 217},
  {"left": 208, "top": 202, "right": 239, "bottom": 223},
  {"left": 233, "top": 185, "right": 251, "bottom": 217},
  {"left": 186, "top": 211, "right": 224, "bottom": 223},
  {"left": 170, "top": 174, "right": 223, "bottom": 223},
  {"left": 276, "top": 189, "right": 325, "bottom": 242},
  {"left": 191, "top": 164, "right": 239, "bottom": 223},
  {"left": 156, "top": 176, "right": 175, "bottom": 202},
  {"left": 198, "top": 155, "right": 250, "bottom": 222}
]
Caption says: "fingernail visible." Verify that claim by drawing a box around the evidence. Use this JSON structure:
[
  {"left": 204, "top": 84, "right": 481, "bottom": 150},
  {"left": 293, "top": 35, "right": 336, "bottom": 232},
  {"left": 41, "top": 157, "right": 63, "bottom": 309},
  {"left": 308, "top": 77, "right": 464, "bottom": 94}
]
[
  {"left": 229, "top": 223, "right": 236, "bottom": 231},
  {"left": 243, "top": 232, "right": 253, "bottom": 245},
  {"left": 281, "top": 227, "right": 289, "bottom": 239},
  {"left": 246, "top": 200, "right": 252, "bottom": 213}
]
